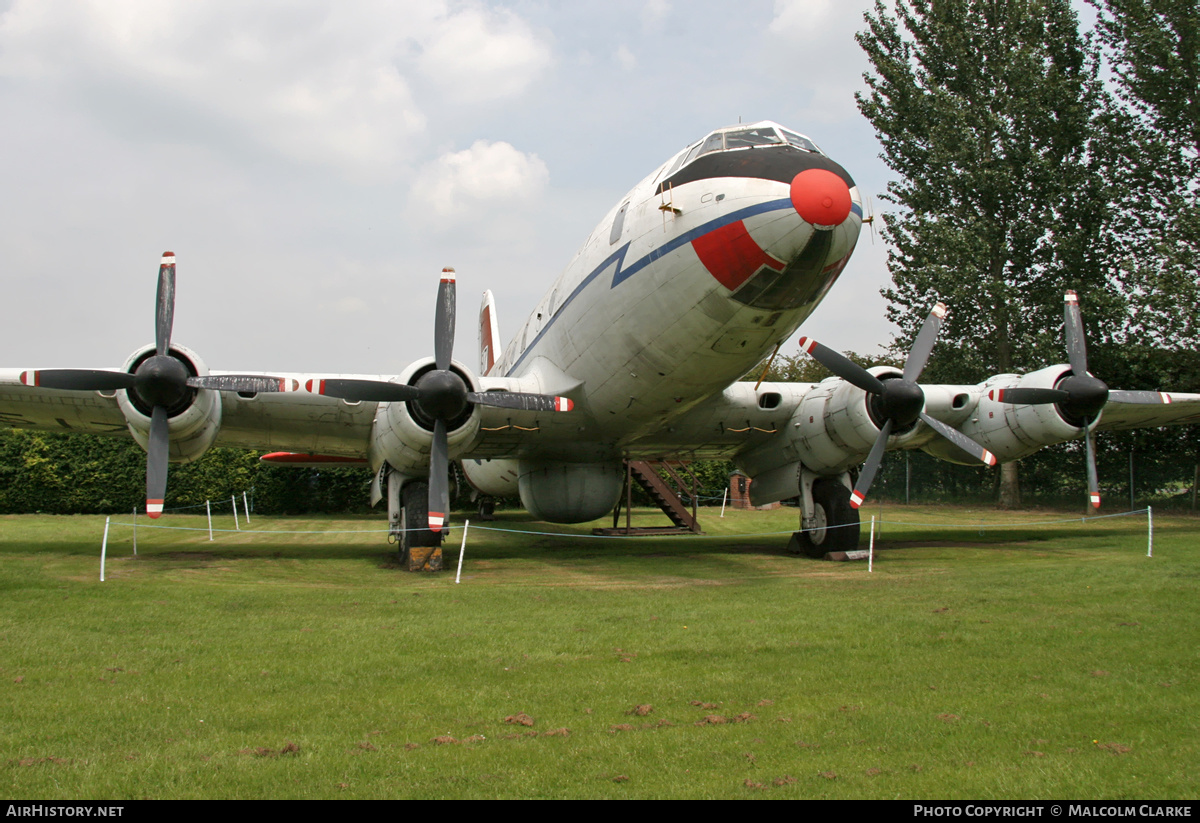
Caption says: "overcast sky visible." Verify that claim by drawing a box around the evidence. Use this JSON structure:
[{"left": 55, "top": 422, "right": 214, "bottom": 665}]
[{"left": 0, "top": 0, "right": 899, "bottom": 375}]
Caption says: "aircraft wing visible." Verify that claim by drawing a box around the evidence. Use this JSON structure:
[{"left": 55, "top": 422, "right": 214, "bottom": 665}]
[
  {"left": 1094, "top": 393, "right": 1200, "bottom": 431},
  {"left": 0, "top": 365, "right": 582, "bottom": 461},
  {"left": 0, "top": 367, "right": 382, "bottom": 457},
  {"left": 0, "top": 368, "right": 129, "bottom": 434}
]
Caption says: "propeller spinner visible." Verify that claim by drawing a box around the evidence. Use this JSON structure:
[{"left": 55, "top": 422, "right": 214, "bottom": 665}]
[
  {"left": 798, "top": 302, "right": 997, "bottom": 509},
  {"left": 309, "top": 269, "right": 575, "bottom": 533}
]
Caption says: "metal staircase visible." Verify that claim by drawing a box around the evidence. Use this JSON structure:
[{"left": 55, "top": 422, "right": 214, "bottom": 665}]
[{"left": 595, "top": 459, "right": 703, "bottom": 535}]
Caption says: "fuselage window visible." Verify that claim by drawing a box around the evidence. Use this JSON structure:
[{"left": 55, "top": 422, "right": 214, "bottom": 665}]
[
  {"left": 724, "top": 127, "right": 784, "bottom": 149},
  {"left": 610, "top": 201, "right": 629, "bottom": 245}
]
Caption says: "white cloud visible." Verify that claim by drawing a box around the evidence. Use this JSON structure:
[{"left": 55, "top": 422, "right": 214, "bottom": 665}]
[
  {"left": 409, "top": 139, "right": 549, "bottom": 218},
  {"left": 768, "top": 0, "right": 837, "bottom": 43},
  {"left": 616, "top": 45, "right": 636, "bottom": 72},
  {"left": 417, "top": 4, "right": 552, "bottom": 104},
  {"left": 639, "top": 0, "right": 671, "bottom": 31},
  {"left": 766, "top": 0, "right": 871, "bottom": 125},
  {"left": 0, "top": 0, "right": 553, "bottom": 179}
]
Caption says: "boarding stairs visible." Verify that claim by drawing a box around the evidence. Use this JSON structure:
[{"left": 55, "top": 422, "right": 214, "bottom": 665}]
[{"left": 595, "top": 459, "right": 703, "bottom": 535}]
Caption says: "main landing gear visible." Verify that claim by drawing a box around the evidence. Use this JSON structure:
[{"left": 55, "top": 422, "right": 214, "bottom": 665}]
[
  {"left": 388, "top": 471, "right": 444, "bottom": 571},
  {"left": 790, "top": 472, "right": 861, "bottom": 559}
]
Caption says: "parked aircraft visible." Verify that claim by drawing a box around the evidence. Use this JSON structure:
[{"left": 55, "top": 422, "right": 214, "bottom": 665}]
[{"left": 3, "top": 120, "right": 1198, "bottom": 568}]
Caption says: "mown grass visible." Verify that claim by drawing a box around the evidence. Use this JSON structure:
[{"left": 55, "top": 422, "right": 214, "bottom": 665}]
[{"left": 0, "top": 504, "right": 1196, "bottom": 799}]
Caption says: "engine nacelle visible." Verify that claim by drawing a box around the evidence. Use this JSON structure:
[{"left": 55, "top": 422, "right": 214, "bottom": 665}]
[
  {"left": 368, "top": 357, "right": 483, "bottom": 475},
  {"left": 946, "top": 365, "right": 1084, "bottom": 463},
  {"left": 115, "top": 344, "right": 222, "bottom": 463},
  {"left": 786, "top": 366, "right": 928, "bottom": 474},
  {"left": 517, "top": 460, "right": 624, "bottom": 523},
  {"left": 461, "top": 457, "right": 521, "bottom": 498}
]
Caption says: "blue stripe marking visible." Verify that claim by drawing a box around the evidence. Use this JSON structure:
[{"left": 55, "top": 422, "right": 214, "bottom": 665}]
[{"left": 505, "top": 196, "right": 794, "bottom": 376}]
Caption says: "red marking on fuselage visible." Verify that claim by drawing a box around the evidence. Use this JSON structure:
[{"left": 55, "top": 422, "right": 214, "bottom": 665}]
[
  {"left": 691, "top": 220, "right": 785, "bottom": 291},
  {"left": 259, "top": 452, "right": 369, "bottom": 465},
  {"left": 480, "top": 305, "right": 495, "bottom": 376}
]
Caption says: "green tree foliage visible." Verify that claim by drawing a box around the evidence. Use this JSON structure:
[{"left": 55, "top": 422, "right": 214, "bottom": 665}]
[
  {"left": 1089, "top": 0, "right": 1200, "bottom": 347},
  {"left": 0, "top": 429, "right": 374, "bottom": 516},
  {"left": 858, "top": 0, "right": 1114, "bottom": 380},
  {"left": 857, "top": 0, "right": 1120, "bottom": 506}
]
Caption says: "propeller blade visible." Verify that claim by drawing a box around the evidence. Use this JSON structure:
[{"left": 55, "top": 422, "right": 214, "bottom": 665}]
[
  {"left": 919, "top": 412, "right": 998, "bottom": 466},
  {"left": 20, "top": 369, "right": 136, "bottom": 392},
  {"left": 1063, "top": 290, "right": 1088, "bottom": 376},
  {"left": 797, "top": 337, "right": 886, "bottom": 395},
  {"left": 435, "top": 269, "right": 456, "bottom": 372},
  {"left": 466, "top": 391, "right": 574, "bottom": 412},
  {"left": 987, "top": 387, "right": 1070, "bottom": 405},
  {"left": 850, "top": 419, "right": 892, "bottom": 509},
  {"left": 1109, "top": 390, "right": 1172, "bottom": 405},
  {"left": 146, "top": 405, "right": 169, "bottom": 518},
  {"left": 156, "top": 252, "right": 176, "bottom": 357},
  {"left": 428, "top": 419, "right": 449, "bottom": 532},
  {"left": 1084, "top": 425, "right": 1100, "bottom": 509},
  {"left": 188, "top": 375, "right": 298, "bottom": 393},
  {"left": 903, "top": 302, "right": 947, "bottom": 382},
  {"left": 305, "top": 378, "right": 420, "bottom": 403}
]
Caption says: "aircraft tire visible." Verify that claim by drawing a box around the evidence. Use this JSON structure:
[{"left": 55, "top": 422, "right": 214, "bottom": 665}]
[
  {"left": 400, "top": 481, "right": 442, "bottom": 561},
  {"left": 798, "top": 478, "right": 860, "bottom": 558}
]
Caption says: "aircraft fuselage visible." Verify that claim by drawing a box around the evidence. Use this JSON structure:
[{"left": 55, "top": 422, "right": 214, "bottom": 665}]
[{"left": 493, "top": 121, "right": 863, "bottom": 454}]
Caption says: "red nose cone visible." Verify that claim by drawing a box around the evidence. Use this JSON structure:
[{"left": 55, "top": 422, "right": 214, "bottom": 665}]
[{"left": 790, "top": 168, "right": 852, "bottom": 227}]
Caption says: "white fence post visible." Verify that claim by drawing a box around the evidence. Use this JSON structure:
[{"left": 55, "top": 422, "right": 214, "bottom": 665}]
[{"left": 100, "top": 516, "right": 110, "bottom": 582}]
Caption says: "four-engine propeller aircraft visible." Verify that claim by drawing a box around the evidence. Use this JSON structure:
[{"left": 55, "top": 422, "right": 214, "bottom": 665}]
[{"left": 4, "top": 120, "right": 1199, "bottom": 568}]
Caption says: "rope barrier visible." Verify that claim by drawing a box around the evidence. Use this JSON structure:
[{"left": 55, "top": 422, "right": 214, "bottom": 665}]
[{"left": 98, "top": 506, "right": 1152, "bottom": 541}]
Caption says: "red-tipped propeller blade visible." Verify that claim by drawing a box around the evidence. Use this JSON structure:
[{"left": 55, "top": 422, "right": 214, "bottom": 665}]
[
  {"left": 428, "top": 419, "right": 449, "bottom": 532},
  {"left": 146, "top": 405, "right": 169, "bottom": 518},
  {"left": 155, "top": 253, "right": 176, "bottom": 358}
]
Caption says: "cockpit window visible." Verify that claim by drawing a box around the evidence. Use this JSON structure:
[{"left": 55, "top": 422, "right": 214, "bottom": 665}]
[
  {"left": 697, "top": 132, "right": 725, "bottom": 158},
  {"left": 663, "top": 122, "right": 825, "bottom": 182},
  {"left": 665, "top": 142, "right": 699, "bottom": 178},
  {"left": 780, "top": 129, "right": 819, "bottom": 153},
  {"left": 724, "top": 127, "right": 784, "bottom": 149}
]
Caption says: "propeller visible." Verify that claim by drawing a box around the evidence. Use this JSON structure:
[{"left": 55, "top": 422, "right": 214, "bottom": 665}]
[
  {"left": 862, "top": 194, "right": 877, "bottom": 245},
  {"left": 986, "top": 290, "right": 1174, "bottom": 509},
  {"left": 308, "top": 268, "right": 574, "bottom": 533},
  {"left": 798, "top": 301, "right": 997, "bottom": 509},
  {"left": 19, "top": 252, "right": 294, "bottom": 517}
]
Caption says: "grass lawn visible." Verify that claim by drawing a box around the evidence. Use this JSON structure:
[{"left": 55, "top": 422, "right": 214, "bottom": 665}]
[{"left": 0, "top": 503, "right": 1196, "bottom": 799}]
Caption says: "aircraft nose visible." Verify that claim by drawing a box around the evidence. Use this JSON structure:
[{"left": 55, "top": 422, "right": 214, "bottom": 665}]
[{"left": 790, "top": 168, "right": 852, "bottom": 229}]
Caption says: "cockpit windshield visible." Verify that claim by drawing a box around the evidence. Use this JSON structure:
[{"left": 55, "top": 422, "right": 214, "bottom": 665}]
[
  {"left": 665, "top": 121, "right": 821, "bottom": 178},
  {"left": 724, "top": 126, "right": 784, "bottom": 149}
]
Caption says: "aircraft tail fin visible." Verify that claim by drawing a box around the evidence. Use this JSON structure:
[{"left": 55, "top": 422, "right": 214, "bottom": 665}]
[{"left": 479, "top": 289, "right": 502, "bottom": 376}]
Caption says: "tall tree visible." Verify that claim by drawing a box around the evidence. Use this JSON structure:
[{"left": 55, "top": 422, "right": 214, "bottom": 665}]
[
  {"left": 1089, "top": 0, "right": 1200, "bottom": 348},
  {"left": 856, "top": 0, "right": 1112, "bottom": 506}
]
